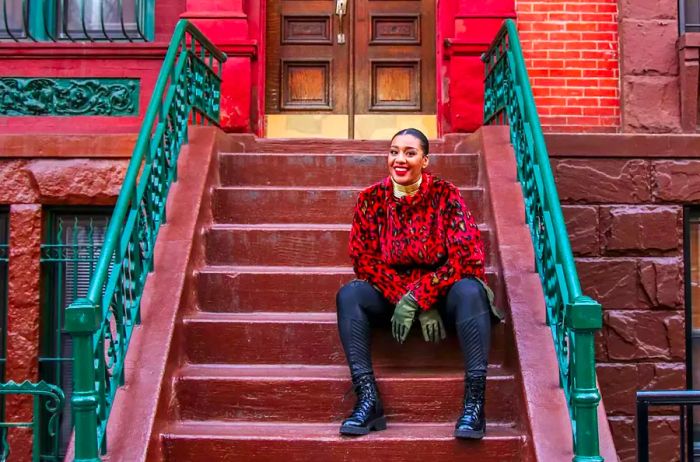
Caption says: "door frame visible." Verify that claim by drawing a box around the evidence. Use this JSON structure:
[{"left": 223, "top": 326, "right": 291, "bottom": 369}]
[{"left": 258, "top": 0, "right": 444, "bottom": 137}]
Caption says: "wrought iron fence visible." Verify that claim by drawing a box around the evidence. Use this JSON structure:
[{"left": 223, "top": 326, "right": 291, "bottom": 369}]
[
  {"left": 0, "top": 0, "right": 154, "bottom": 42},
  {"left": 64, "top": 20, "right": 225, "bottom": 460},
  {"left": 0, "top": 381, "right": 65, "bottom": 462},
  {"left": 482, "top": 19, "right": 604, "bottom": 461},
  {"left": 636, "top": 390, "right": 700, "bottom": 461},
  {"left": 681, "top": 0, "right": 700, "bottom": 33},
  {"left": 0, "top": 212, "right": 7, "bottom": 461},
  {"left": 39, "top": 212, "right": 109, "bottom": 460}
]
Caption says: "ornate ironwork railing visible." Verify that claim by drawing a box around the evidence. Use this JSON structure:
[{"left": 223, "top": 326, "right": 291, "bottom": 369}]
[
  {"left": 636, "top": 390, "right": 700, "bottom": 462},
  {"left": 482, "top": 19, "right": 604, "bottom": 461},
  {"left": 0, "top": 380, "right": 65, "bottom": 462},
  {"left": 0, "top": 0, "right": 154, "bottom": 42},
  {"left": 64, "top": 20, "right": 225, "bottom": 461}
]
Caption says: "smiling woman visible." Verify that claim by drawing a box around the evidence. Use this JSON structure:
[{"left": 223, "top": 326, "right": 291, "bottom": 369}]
[{"left": 335, "top": 128, "right": 503, "bottom": 439}]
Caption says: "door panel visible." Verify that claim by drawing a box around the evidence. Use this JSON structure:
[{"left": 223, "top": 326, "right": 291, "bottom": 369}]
[
  {"left": 354, "top": 0, "right": 436, "bottom": 115},
  {"left": 266, "top": 0, "right": 349, "bottom": 114}
]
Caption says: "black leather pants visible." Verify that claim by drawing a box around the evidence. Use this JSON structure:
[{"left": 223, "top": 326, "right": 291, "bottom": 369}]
[{"left": 336, "top": 278, "right": 491, "bottom": 379}]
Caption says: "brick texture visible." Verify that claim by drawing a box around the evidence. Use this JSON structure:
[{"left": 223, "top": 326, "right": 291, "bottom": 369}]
[{"left": 516, "top": 1, "right": 621, "bottom": 131}]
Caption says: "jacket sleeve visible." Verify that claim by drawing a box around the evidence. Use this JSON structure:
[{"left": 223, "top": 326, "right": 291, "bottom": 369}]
[
  {"left": 349, "top": 192, "right": 407, "bottom": 304},
  {"left": 408, "top": 187, "right": 486, "bottom": 310}
]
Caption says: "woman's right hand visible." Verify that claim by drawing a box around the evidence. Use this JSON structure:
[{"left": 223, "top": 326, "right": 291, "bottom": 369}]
[{"left": 391, "top": 292, "right": 420, "bottom": 343}]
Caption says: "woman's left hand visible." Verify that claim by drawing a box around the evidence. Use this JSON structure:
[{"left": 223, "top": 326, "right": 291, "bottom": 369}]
[
  {"left": 391, "top": 292, "right": 420, "bottom": 343},
  {"left": 418, "top": 309, "right": 447, "bottom": 343}
]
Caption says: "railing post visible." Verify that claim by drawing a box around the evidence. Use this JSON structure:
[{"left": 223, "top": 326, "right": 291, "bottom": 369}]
[
  {"left": 636, "top": 396, "right": 649, "bottom": 462},
  {"left": 65, "top": 298, "right": 100, "bottom": 462},
  {"left": 568, "top": 295, "right": 603, "bottom": 462}
]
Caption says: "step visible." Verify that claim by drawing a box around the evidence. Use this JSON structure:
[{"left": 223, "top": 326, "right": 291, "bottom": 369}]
[
  {"left": 239, "top": 138, "right": 447, "bottom": 153},
  {"left": 204, "top": 224, "right": 492, "bottom": 267},
  {"left": 219, "top": 153, "right": 480, "bottom": 187},
  {"left": 182, "top": 312, "right": 508, "bottom": 367},
  {"left": 196, "top": 266, "right": 499, "bottom": 313},
  {"left": 161, "top": 421, "right": 524, "bottom": 462},
  {"left": 212, "top": 186, "right": 484, "bottom": 224},
  {"left": 175, "top": 364, "right": 517, "bottom": 424}
]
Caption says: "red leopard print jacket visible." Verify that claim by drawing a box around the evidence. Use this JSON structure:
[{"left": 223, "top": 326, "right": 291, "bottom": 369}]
[{"left": 349, "top": 172, "right": 485, "bottom": 311}]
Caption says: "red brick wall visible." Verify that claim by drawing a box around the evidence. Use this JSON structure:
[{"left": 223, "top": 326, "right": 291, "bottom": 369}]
[
  {"left": 517, "top": 0, "right": 621, "bottom": 131},
  {"left": 548, "top": 133, "right": 694, "bottom": 461}
]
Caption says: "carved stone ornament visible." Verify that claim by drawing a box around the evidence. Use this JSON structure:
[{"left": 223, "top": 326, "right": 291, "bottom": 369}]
[{"left": 0, "top": 77, "right": 139, "bottom": 116}]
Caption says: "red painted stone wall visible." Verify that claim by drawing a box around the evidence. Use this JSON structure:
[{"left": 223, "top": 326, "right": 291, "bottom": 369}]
[
  {"left": 548, "top": 134, "right": 695, "bottom": 461},
  {"left": 516, "top": 0, "right": 621, "bottom": 132}
]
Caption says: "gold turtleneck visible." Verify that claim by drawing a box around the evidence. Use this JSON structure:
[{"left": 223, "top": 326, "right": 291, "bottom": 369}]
[{"left": 392, "top": 175, "right": 422, "bottom": 199}]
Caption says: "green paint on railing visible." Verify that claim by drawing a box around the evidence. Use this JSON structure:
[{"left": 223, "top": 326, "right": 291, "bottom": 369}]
[
  {"left": 482, "top": 19, "right": 604, "bottom": 462},
  {"left": 0, "top": 380, "right": 65, "bottom": 462},
  {"left": 64, "top": 20, "right": 226, "bottom": 461}
]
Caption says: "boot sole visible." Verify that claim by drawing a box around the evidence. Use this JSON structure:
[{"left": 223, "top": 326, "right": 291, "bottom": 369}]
[
  {"left": 454, "top": 428, "right": 485, "bottom": 439},
  {"left": 339, "top": 416, "right": 387, "bottom": 436}
]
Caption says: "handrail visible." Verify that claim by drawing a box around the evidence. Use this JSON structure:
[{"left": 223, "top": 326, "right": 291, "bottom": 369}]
[
  {"left": 64, "top": 19, "right": 226, "bottom": 461},
  {"left": 482, "top": 19, "right": 604, "bottom": 461},
  {"left": 636, "top": 390, "right": 700, "bottom": 461}
]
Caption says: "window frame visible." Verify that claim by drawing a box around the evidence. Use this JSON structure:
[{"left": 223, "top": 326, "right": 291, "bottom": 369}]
[
  {"left": 0, "top": 0, "right": 155, "bottom": 42},
  {"left": 684, "top": 206, "right": 700, "bottom": 458},
  {"left": 680, "top": 0, "right": 700, "bottom": 33}
]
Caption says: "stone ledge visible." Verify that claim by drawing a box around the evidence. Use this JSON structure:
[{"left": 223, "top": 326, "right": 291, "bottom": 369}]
[{"left": 546, "top": 132, "right": 700, "bottom": 157}]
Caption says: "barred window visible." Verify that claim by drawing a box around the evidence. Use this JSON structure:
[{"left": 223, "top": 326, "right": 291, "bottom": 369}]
[
  {"left": 0, "top": 0, "right": 154, "bottom": 41},
  {"left": 40, "top": 209, "right": 111, "bottom": 460},
  {"left": 682, "top": 0, "right": 700, "bottom": 33}
]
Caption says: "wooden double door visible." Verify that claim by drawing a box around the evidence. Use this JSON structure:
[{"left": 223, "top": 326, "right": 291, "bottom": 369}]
[{"left": 265, "top": 0, "right": 436, "bottom": 139}]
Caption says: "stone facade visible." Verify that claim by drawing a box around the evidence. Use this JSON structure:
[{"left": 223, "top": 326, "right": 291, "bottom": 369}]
[
  {"left": 619, "top": 0, "right": 682, "bottom": 132},
  {"left": 547, "top": 133, "right": 700, "bottom": 462}
]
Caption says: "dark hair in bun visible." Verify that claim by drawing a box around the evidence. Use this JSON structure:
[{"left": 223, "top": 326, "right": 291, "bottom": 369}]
[{"left": 391, "top": 128, "right": 429, "bottom": 156}]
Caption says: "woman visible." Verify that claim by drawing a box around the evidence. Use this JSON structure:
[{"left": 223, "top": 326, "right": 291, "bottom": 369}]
[{"left": 336, "top": 128, "right": 502, "bottom": 439}]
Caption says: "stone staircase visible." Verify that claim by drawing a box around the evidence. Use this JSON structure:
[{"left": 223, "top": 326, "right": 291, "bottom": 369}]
[{"left": 156, "top": 137, "right": 534, "bottom": 461}]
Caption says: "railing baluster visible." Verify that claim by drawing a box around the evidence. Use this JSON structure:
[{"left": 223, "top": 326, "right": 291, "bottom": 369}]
[
  {"left": 681, "top": 404, "right": 686, "bottom": 462},
  {"left": 98, "top": 0, "right": 109, "bottom": 41},
  {"left": 637, "top": 399, "right": 649, "bottom": 462}
]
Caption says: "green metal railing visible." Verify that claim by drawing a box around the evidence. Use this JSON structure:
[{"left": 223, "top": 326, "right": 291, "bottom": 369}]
[
  {"left": 1, "top": 0, "right": 154, "bottom": 42},
  {"left": 482, "top": 19, "right": 604, "bottom": 462},
  {"left": 64, "top": 20, "right": 225, "bottom": 461},
  {"left": 0, "top": 381, "right": 65, "bottom": 462}
]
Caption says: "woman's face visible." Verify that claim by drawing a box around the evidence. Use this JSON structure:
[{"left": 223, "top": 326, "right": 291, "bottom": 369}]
[{"left": 388, "top": 134, "right": 429, "bottom": 186}]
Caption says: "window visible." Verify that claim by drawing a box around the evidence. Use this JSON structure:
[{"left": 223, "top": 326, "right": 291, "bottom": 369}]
[
  {"left": 40, "top": 209, "right": 110, "bottom": 460},
  {"left": 681, "top": 0, "right": 700, "bottom": 33},
  {"left": 0, "top": 0, "right": 154, "bottom": 41},
  {"left": 686, "top": 208, "right": 700, "bottom": 456}
]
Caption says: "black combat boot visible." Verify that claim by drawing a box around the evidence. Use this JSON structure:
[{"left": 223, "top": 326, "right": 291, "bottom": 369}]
[
  {"left": 339, "top": 374, "right": 387, "bottom": 436},
  {"left": 454, "top": 375, "right": 486, "bottom": 439}
]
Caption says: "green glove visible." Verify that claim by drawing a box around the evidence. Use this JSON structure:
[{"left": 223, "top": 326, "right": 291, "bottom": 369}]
[
  {"left": 391, "top": 292, "right": 420, "bottom": 343},
  {"left": 418, "top": 309, "right": 447, "bottom": 343}
]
